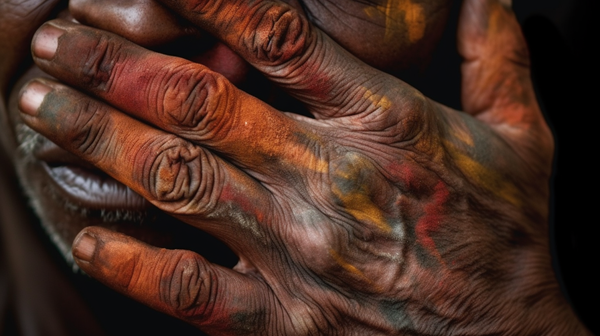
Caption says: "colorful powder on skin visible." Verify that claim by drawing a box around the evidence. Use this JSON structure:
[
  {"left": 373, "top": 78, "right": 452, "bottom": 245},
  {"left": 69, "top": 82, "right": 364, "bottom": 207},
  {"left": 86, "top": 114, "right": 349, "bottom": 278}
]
[
  {"left": 444, "top": 129, "right": 520, "bottom": 207},
  {"left": 363, "top": 89, "right": 392, "bottom": 111},
  {"left": 329, "top": 248, "right": 373, "bottom": 284},
  {"left": 291, "top": 131, "right": 330, "bottom": 173},
  {"left": 331, "top": 156, "right": 391, "bottom": 233},
  {"left": 364, "top": 0, "right": 426, "bottom": 43},
  {"left": 219, "top": 183, "right": 265, "bottom": 224},
  {"left": 414, "top": 180, "right": 448, "bottom": 265},
  {"left": 300, "top": 62, "right": 336, "bottom": 103},
  {"left": 449, "top": 125, "right": 474, "bottom": 147},
  {"left": 278, "top": 140, "right": 329, "bottom": 173},
  {"left": 449, "top": 145, "right": 520, "bottom": 206},
  {"left": 212, "top": 95, "right": 329, "bottom": 174},
  {"left": 333, "top": 185, "right": 391, "bottom": 233},
  {"left": 488, "top": 3, "right": 505, "bottom": 37},
  {"left": 470, "top": 2, "right": 533, "bottom": 125},
  {"left": 384, "top": 161, "right": 430, "bottom": 193}
]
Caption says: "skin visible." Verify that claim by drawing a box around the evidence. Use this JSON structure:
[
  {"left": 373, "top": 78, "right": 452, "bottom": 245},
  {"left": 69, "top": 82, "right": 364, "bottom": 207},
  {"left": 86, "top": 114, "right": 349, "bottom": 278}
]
[
  {"left": 0, "top": 0, "right": 592, "bottom": 335},
  {"left": 1, "top": 0, "right": 450, "bottom": 259}
]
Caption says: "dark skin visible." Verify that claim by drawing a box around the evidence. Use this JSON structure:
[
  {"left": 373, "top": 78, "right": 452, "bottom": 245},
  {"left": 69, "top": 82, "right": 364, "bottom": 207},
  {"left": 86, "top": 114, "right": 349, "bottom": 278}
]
[
  {"left": 0, "top": 0, "right": 591, "bottom": 334},
  {"left": 1, "top": 0, "right": 451, "bottom": 255}
]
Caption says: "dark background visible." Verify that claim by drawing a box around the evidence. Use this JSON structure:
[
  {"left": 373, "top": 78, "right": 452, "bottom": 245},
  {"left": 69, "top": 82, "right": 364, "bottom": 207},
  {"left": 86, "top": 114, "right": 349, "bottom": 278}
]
[
  {"left": 413, "top": 0, "right": 598, "bottom": 333},
  {"left": 518, "top": 1, "right": 599, "bottom": 334}
]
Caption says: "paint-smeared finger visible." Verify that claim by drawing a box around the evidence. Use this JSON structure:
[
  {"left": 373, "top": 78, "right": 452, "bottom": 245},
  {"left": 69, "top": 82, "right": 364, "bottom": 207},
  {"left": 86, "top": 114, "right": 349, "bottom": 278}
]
[
  {"left": 458, "top": 0, "right": 543, "bottom": 128},
  {"left": 73, "top": 226, "right": 273, "bottom": 334},
  {"left": 154, "top": 0, "right": 391, "bottom": 118},
  {"left": 18, "top": 78, "right": 274, "bottom": 243},
  {"left": 31, "top": 19, "right": 329, "bottom": 175},
  {"left": 457, "top": 0, "right": 553, "bottom": 175}
]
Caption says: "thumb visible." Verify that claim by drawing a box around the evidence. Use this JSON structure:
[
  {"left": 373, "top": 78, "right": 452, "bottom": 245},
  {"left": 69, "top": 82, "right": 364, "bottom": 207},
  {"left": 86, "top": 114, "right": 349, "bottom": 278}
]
[
  {"left": 458, "top": 0, "right": 536, "bottom": 124},
  {"left": 457, "top": 0, "right": 554, "bottom": 178},
  {"left": 457, "top": 0, "right": 553, "bottom": 171},
  {"left": 73, "top": 226, "right": 271, "bottom": 335}
]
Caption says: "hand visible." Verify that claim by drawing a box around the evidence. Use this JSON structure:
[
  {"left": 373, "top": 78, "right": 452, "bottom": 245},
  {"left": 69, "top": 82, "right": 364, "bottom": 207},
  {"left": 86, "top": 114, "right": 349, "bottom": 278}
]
[
  {"left": 0, "top": 0, "right": 63, "bottom": 157},
  {"left": 17, "top": 0, "right": 586, "bottom": 334}
]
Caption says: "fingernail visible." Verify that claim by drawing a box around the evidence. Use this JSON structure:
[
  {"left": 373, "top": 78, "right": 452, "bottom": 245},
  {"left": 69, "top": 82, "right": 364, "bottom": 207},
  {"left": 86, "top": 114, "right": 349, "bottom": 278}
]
[
  {"left": 73, "top": 232, "right": 97, "bottom": 262},
  {"left": 32, "top": 24, "right": 65, "bottom": 60},
  {"left": 18, "top": 80, "right": 52, "bottom": 116}
]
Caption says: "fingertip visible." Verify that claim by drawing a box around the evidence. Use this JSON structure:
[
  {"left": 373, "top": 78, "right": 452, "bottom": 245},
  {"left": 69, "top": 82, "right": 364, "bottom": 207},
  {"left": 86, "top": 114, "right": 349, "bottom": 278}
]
[
  {"left": 18, "top": 79, "right": 52, "bottom": 117},
  {"left": 72, "top": 229, "right": 98, "bottom": 263},
  {"left": 71, "top": 227, "right": 147, "bottom": 289},
  {"left": 32, "top": 22, "right": 65, "bottom": 60}
]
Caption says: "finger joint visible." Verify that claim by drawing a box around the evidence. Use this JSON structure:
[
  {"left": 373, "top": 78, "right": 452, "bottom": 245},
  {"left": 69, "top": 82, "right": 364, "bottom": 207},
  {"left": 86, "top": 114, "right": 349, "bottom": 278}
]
[
  {"left": 157, "top": 66, "right": 234, "bottom": 141},
  {"left": 161, "top": 251, "right": 212, "bottom": 318},
  {"left": 80, "top": 33, "right": 124, "bottom": 92},
  {"left": 242, "top": 4, "right": 310, "bottom": 66},
  {"left": 141, "top": 138, "right": 219, "bottom": 213}
]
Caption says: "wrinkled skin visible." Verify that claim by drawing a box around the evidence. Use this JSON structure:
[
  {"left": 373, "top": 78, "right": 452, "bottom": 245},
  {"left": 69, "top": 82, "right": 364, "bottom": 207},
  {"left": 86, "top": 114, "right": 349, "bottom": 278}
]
[
  {"left": 1, "top": 0, "right": 450, "bottom": 260},
  {"left": 1, "top": 0, "right": 592, "bottom": 335}
]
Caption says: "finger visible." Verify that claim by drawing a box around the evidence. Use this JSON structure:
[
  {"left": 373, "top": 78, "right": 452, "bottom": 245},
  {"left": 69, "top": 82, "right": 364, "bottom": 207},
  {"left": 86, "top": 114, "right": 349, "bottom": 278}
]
[
  {"left": 31, "top": 19, "right": 329, "bottom": 175},
  {"left": 18, "top": 78, "right": 274, "bottom": 243},
  {"left": 155, "top": 0, "right": 394, "bottom": 118},
  {"left": 73, "top": 226, "right": 272, "bottom": 334},
  {"left": 457, "top": 0, "right": 544, "bottom": 127}
]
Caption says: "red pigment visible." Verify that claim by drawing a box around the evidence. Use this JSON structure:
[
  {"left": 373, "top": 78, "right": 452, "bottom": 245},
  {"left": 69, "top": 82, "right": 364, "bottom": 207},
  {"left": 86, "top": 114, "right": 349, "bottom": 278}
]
[
  {"left": 301, "top": 60, "right": 334, "bottom": 103},
  {"left": 219, "top": 183, "right": 264, "bottom": 223},
  {"left": 385, "top": 161, "right": 426, "bottom": 192},
  {"left": 109, "top": 53, "right": 191, "bottom": 125},
  {"left": 415, "top": 180, "right": 449, "bottom": 263}
]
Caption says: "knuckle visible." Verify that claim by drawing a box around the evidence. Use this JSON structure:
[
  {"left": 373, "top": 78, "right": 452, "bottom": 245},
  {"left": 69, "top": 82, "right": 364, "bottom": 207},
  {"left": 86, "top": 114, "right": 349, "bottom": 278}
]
[
  {"left": 142, "top": 137, "right": 218, "bottom": 213},
  {"left": 161, "top": 251, "right": 211, "bottom": 318},
  {"left": 157, "top": 66, "right": 233, "bottom": 139},
  {"left": 79, "top": 32, "right": 123, "bottom": 92},
  {"left": 243, "top": 4, "right": 310, "bottom": 65}
]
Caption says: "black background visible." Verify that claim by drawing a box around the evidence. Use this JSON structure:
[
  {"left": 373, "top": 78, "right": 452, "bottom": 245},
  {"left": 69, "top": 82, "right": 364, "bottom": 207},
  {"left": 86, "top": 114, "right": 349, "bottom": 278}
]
[
  {"left": 413, "top": 0, "right": 598, "bottom": 333},
  {"left": 519, "top": 1, "right": 599, "bottom": 334}
]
